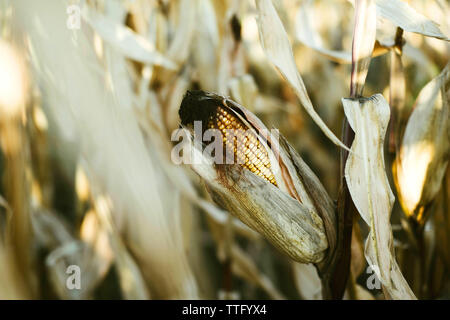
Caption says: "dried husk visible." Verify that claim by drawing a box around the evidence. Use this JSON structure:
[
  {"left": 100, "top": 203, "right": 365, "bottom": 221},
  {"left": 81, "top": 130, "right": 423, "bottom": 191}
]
[{"left": 181, "top": 91, "right": 335, "bottom": 264}]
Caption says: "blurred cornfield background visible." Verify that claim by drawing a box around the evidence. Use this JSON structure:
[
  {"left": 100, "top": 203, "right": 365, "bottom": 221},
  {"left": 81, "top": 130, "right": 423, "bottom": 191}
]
[{"left": 0, "top": 0, "right": 448, "bottom": 300}]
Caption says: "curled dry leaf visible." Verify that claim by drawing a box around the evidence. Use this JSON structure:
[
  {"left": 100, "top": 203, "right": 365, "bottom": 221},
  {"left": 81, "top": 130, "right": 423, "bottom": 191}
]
[
  {"left": 255, "top": 0, "right": 348, "bottom": 150},
  {"left": 394, "top": 64, "right": 450, "bottom": 220},
  {"left": 343, "top": 94, "right": 416, "bottom": 299}
]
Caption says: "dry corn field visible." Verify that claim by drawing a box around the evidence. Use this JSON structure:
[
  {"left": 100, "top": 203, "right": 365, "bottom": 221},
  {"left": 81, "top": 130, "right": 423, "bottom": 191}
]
[{"left": 0, "top": 0, "right": 449, "bottom": 301}]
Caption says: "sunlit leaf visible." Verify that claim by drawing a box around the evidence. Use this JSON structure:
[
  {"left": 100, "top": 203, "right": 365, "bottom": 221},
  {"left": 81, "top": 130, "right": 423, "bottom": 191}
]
[
  {"left": 376, "top": 0, "right": 449, "bottom": 41},
  {"left": 394, "top": 64, "right": 450, "bottom": 219}
]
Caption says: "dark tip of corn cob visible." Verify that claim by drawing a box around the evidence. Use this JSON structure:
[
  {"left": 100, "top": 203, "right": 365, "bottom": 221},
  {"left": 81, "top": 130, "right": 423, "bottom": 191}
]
[{"left": 179, "top": 90, "right": 218, "bottom": 127}]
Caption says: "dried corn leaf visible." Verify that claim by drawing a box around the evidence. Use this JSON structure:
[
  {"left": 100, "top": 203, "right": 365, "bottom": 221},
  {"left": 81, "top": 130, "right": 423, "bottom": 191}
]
[
  {"left": 193, "top": 0, "right": 219, "bottom": 90},
  {"left": 395, "top": 64, "right": 450, "bottom": 218},
  {"left": 350, "top": 0, "right": 377, "bottom": 97},
  {"left": 167, "top": 0, "right": 197, "bottom": 65},
  {"left": 255, "top": 0, "right": 347, "bottom": 150},
  {"left": 376, "top": 0, "right": 449, "bottom": 41},
  {"left": 343, "top": 94, "right": 416, "bottom": 299},
  {"left": 82, "top": 7, "right": 177, "bottom": 69}
]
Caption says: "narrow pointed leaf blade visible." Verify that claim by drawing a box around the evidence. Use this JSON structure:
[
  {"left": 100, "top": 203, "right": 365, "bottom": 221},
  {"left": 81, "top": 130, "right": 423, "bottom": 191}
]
[
  {"left": 376, "top": 0, "right": 449, "bottom": 41},
  {"left": 255, "top": 0, "right": 348, "bottom": 150}
]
